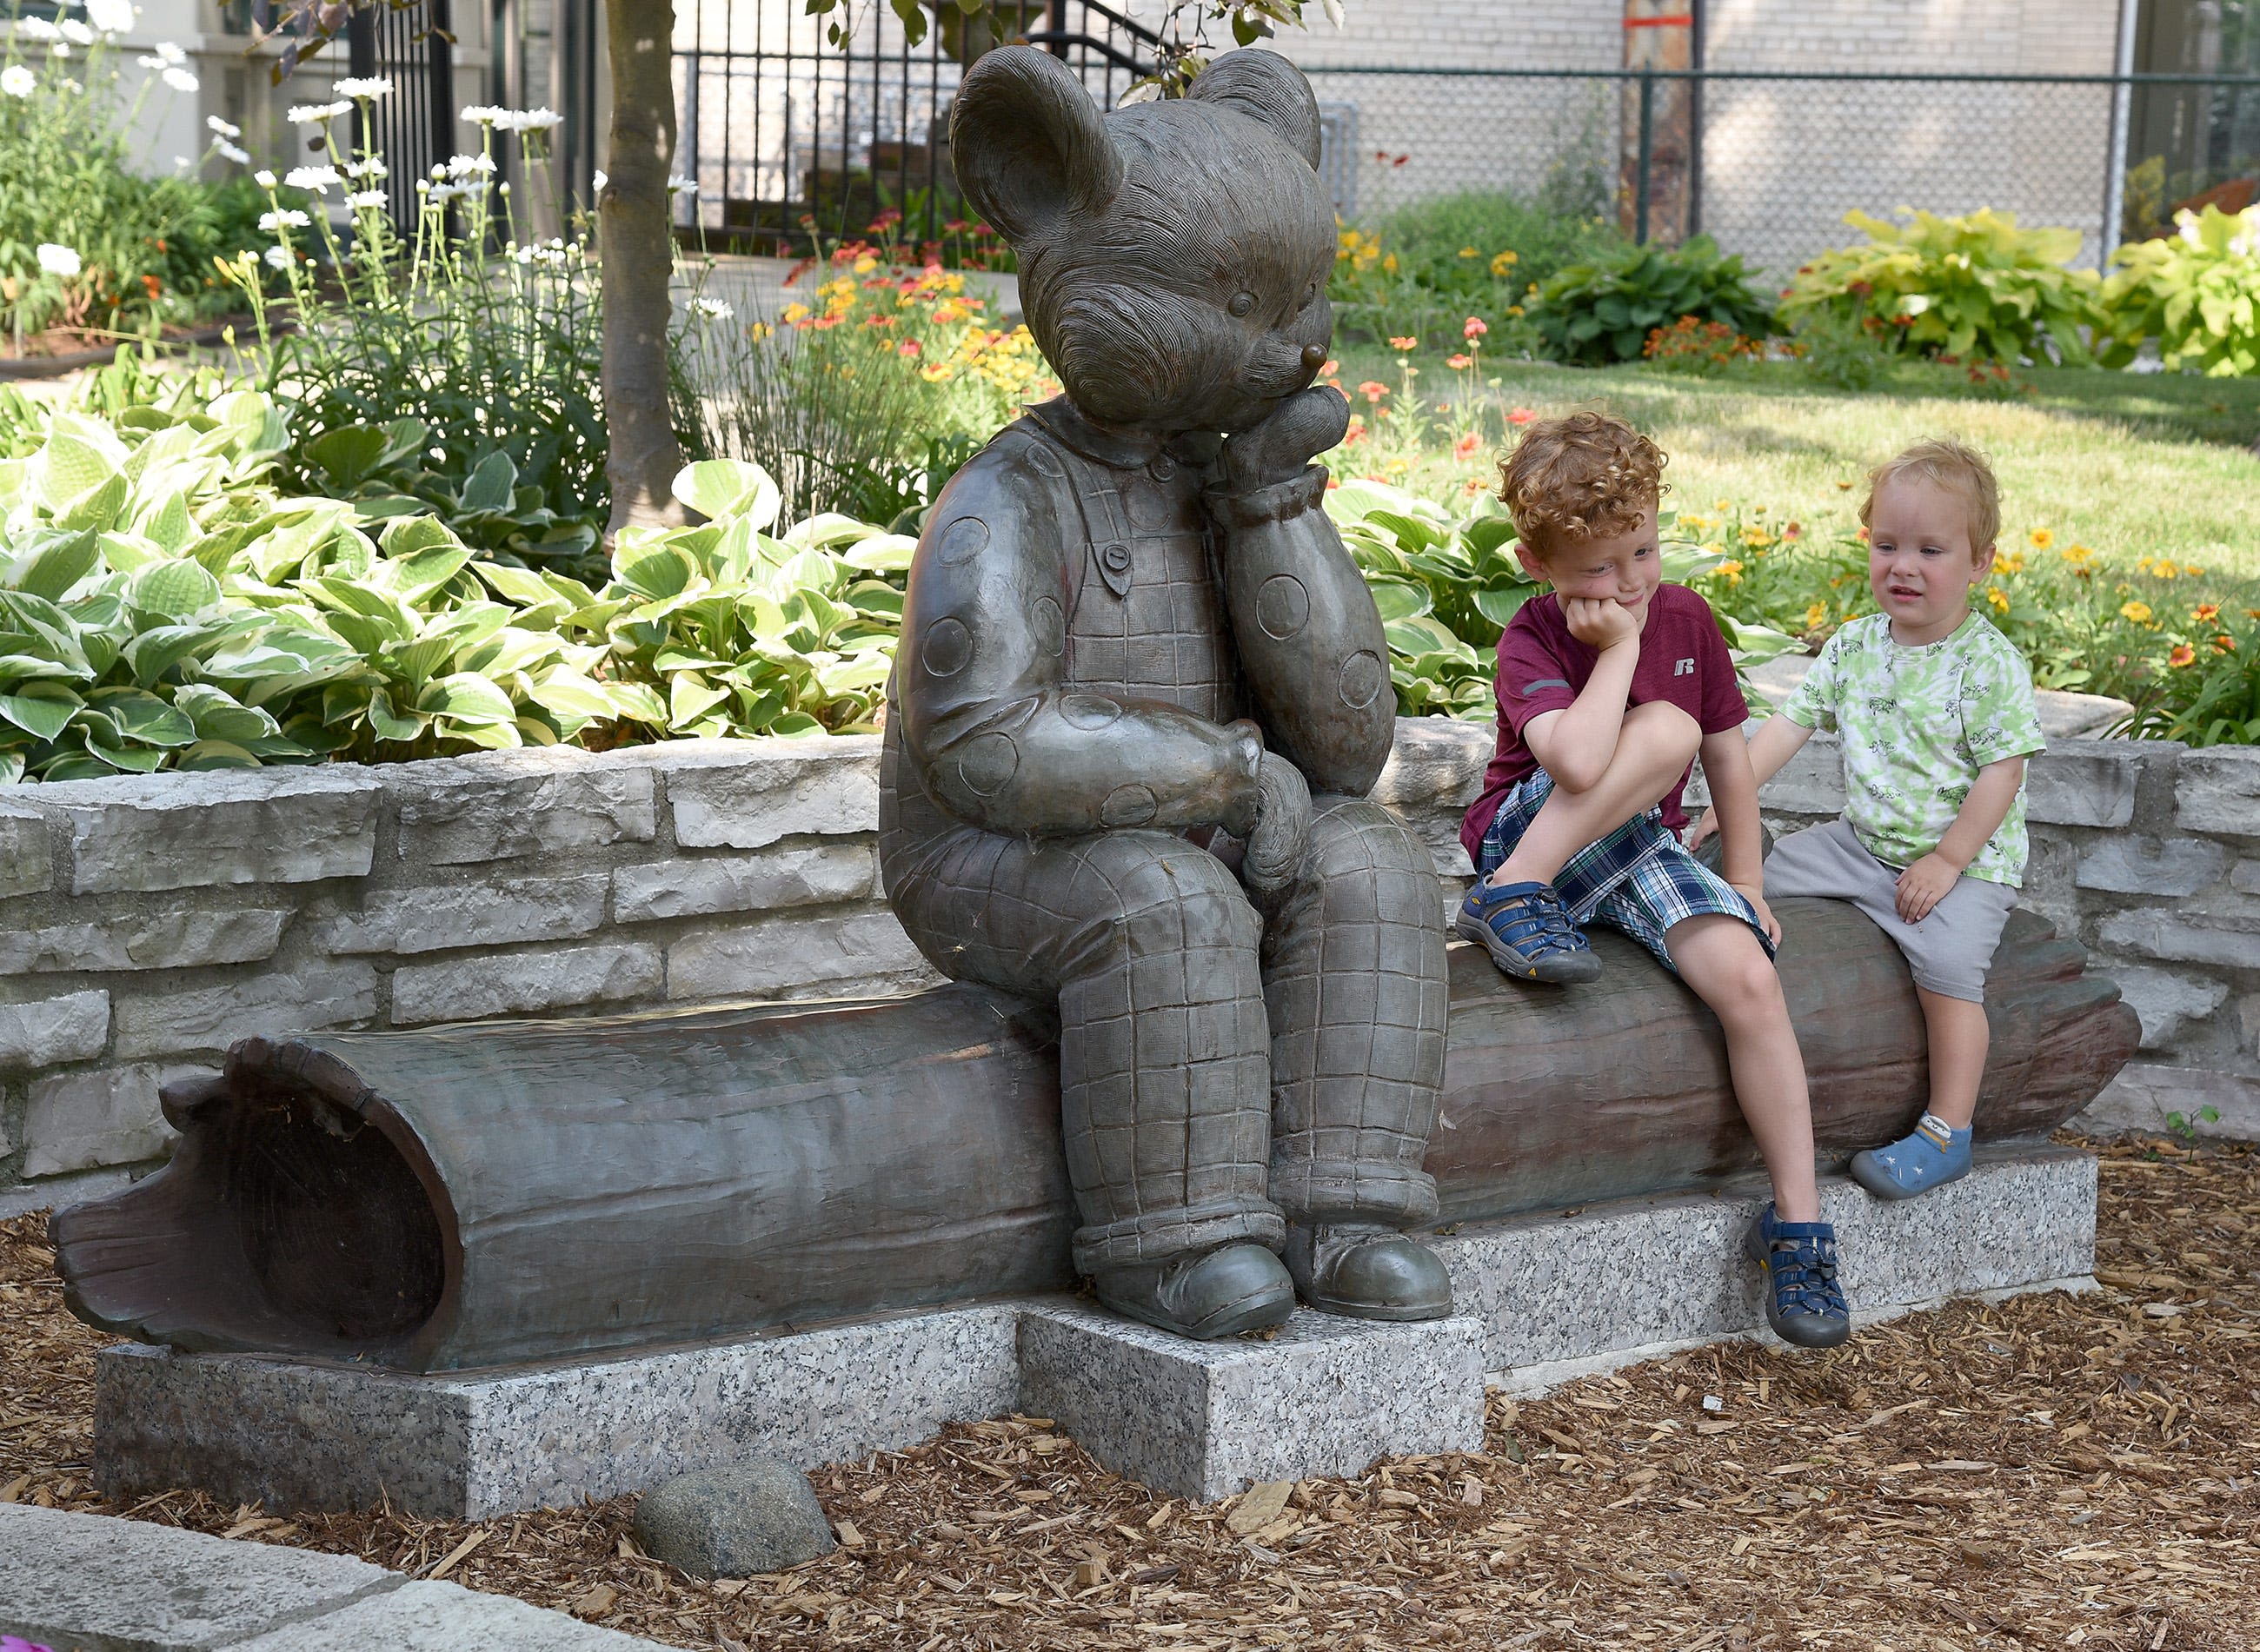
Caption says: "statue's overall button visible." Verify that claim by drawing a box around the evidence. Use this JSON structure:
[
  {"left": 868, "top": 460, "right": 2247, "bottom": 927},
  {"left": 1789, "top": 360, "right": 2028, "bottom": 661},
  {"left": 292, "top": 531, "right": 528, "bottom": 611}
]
[
  {"left": 1147, "top": 455, "right": 1176, "bottom": 481},
  {"left": 1100, "top": 543, "right": 1132, "bottom": 572}
]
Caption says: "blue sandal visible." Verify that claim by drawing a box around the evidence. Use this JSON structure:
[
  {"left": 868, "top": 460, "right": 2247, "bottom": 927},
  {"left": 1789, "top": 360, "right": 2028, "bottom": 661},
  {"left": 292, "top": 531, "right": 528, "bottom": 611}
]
[
  {"left": 1745, "top": 1203, "right": 1852, "bottom": 1350},
  {"left": 1455, "top": 879, "right": 1601, "bottom": 984}
]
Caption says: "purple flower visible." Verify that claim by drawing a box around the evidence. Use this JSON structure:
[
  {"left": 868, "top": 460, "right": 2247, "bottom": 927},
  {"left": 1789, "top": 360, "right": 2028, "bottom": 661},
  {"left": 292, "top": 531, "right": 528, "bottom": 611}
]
[{"left": 3, "top": 1636, "right": 56, "bottom": 1652}]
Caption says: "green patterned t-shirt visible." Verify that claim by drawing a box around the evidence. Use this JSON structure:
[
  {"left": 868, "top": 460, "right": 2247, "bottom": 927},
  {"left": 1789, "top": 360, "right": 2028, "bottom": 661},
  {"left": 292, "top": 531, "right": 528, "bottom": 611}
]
[{"left": 1779, "top": 613, "right": 2045, "bottom": 886}]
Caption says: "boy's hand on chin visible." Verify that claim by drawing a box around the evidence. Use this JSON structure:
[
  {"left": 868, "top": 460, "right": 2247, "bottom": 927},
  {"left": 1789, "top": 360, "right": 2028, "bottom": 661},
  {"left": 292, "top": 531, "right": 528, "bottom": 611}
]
[
  {"left": 1563, "top": 595, "right": 1639, "bottom": 652},
  {"left": 1894, "top": 853, "right": 1959, "bottom": 923}
]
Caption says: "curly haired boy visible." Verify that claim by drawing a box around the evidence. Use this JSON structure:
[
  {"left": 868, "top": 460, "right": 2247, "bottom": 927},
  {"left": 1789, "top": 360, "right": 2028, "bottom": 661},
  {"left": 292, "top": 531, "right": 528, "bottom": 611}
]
[{"left": 1459, "top": 412, "right": 1850, "bottom": 1348}]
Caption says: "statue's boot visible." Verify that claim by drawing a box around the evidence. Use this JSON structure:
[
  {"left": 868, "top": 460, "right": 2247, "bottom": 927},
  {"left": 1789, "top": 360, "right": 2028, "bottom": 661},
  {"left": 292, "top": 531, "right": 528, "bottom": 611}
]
[
  {"left": 1283, "top": 1223, "right": 1452, "bottom": 1322},
  {"left": 1093, "top": 1243, "right": 1296, "bottom": 1340}
]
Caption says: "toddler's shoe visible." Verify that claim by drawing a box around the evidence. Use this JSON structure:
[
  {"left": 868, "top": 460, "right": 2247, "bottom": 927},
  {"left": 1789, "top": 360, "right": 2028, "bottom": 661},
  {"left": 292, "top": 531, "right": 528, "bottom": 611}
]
[
  {"left": 1456, "top": 879, "right": 1601, "bottom": 984},
  {"left": 1850, "top": 1113, "right": 1972, "bottom": 1201},
  {"left": 1744, "top": 1202, "right": 1851, "bottom": 1350}
]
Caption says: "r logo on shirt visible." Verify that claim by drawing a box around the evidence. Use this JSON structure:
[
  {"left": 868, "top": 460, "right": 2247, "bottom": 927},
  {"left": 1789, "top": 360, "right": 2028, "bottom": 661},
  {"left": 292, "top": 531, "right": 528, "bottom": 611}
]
[{"left": 1673, "top": 658, "right": 1696, "bottom": 677}]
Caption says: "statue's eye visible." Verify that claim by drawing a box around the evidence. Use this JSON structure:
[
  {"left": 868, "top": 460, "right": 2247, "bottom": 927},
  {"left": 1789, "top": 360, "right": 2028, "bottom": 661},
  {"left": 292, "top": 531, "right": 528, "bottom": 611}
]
[{"left": 1227, "top": 290, "right": 1257, "bottom": 318}]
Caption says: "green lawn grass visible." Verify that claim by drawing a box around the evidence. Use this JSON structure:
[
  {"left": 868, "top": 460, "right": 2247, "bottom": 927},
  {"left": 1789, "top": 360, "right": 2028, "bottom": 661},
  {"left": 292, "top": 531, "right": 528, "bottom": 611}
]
[{"left": 1332, "top": 349, "right": 2260, "bottom": 595}]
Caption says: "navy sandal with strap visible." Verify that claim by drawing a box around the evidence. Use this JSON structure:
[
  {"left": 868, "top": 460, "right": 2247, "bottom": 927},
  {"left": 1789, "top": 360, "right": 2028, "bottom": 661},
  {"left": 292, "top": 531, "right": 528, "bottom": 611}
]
[
  {"left": 1456, "top": 879, "right": 1602, "bottom": 984},
  {"left": 1745, "top": 1202, "right": 1852, "bottom": 1350}
]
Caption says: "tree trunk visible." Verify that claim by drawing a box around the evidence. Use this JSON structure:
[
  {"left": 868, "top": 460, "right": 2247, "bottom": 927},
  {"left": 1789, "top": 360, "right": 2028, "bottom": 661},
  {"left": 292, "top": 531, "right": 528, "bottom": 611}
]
[
  {"left": 600, "top": 0, "right": 686, "bottom": 536},
  {"left": 54, "top": 906, "right": 2136, "bottom": 1373}
]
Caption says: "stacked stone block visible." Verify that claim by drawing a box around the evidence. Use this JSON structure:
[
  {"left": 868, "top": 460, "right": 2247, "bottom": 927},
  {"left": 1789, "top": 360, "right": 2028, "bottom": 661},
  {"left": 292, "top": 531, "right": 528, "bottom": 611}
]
[{"left": 3, "top": 721, "right": 2254, "bottom": 1209}]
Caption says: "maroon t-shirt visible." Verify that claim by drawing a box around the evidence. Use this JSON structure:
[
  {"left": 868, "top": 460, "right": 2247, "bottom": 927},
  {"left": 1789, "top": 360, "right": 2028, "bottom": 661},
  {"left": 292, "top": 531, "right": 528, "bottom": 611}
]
[{"left": 1459, "top": 582, "right": 1749, "bottom": 864}]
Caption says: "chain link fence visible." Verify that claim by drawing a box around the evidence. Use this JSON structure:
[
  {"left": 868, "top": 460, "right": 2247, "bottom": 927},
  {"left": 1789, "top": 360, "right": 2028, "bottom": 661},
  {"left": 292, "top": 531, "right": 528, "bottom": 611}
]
[{"left": 1300, "top": 66, "right": 2260, "bottom": 279}]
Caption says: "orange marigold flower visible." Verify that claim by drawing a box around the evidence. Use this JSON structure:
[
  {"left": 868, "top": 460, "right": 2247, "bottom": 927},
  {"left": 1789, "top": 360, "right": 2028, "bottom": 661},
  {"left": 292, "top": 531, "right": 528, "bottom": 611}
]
[
  {"left": 1358, "top": 381, "right": 1389, "bottom": 403},
  {"left": 2194, "top": 603, "right": 2220, "bottom": 622},
  {"left": 1463, "top": 316, "right": 1489, "bottom": 339},
  {"left": 1446, "top": 353, "right": 1472, "bottom": 369},
  {"left": 1388, "top": 335, "right": 1418, "bottom": 351},
  {"left": 2168, "top": 644, "right": 2197, "bottom": 667}
]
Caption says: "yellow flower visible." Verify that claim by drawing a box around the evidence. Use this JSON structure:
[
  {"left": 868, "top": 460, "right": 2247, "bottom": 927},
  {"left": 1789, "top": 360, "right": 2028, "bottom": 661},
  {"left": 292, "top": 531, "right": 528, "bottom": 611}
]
[
  {"left": 1506, "top": 304, "right": 1524, "bottom": 317},
  {"left": 1741, "top": 526, "right": 1774, "bottom": 548},
  {"left": 1490, "top": 250, "right": 1519, "bottom": 276},
  {"left": 2028, "top": 527, "right": 2054, "bottom": 549},
  {"left": 1382, "top": 252, "right": 1399, "bottom": 273},
  {"left": 1986, "top": 587, "right": 2010, "bottom": 613},
  {"left": 1715, "top": 499, "right": 1732, "bottom": 511},
  {"left": 1994, "top": 551, "right": 2024, "bottom": 574},
  {"left": 1458, "top": 246, "right": 1479, "bottom": 259},
  {"left": 1714, "top": 558, "right": 1744, "bottom": 585},
  {"left": 2062, "top": 542, "right": 2095, "bottom": 564},
  {"left": 781, "top": 302, "right": 809, "bottom": 323},
  {"left": 747, "top": 321, "right": 774, "bottom": 341},
  {"left": 1804, "top": 601, "right": 1827, "bottom": 629},
  {"left": 2120, "top": 600, "right": 2153, "bottom": 624},
  {"left": 852, "top": 254, "right": 878, "bottom": 274},
  {"left": 2183, "top": 563, "right": 2204, "bottom": 577},
  {"left": 2155, "top": 563, "right": 2177, "bottom": 581}
]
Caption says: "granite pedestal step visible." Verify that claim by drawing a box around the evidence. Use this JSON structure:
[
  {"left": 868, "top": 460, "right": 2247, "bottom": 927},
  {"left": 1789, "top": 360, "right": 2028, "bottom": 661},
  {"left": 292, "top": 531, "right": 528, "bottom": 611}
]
[{"left": 92, "top": 1144, "right": 2092, "bottom": 1519}]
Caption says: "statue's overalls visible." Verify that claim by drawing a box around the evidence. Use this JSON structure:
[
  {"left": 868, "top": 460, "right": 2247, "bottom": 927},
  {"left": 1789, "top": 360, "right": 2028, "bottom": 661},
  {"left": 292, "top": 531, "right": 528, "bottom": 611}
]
[{"left": 880, "top": 399, "right": 1448, "bottom": 1277}]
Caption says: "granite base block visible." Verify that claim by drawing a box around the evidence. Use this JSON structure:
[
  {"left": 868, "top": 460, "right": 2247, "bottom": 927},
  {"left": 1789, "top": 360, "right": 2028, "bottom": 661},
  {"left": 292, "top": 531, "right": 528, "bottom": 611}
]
[
  {"left": 96, "top": 1304, "right": 1021, "bottom": 1520},
  {"left": 92, "top": 1147, "right": 2092, "bottom": 1518},
  {"left": 1016, "top": 1304, "right": 1486, "bottom": 1504},
  {"left": 1441, "top": 1144, "right": 2096, "bottom": 1377}
]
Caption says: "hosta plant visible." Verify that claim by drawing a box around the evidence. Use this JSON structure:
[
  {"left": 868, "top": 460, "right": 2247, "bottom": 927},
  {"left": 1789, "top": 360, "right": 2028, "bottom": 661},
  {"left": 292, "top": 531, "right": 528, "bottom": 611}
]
[
  {"left": 1529, "top": 236, "right": 1775, "bottom": 367},
  {"left": 2100, "top": 205, "right": 2260, "bottom": 377},
  {"left": 1778, "top": 209, "right": 2107, "bottom": 367}
]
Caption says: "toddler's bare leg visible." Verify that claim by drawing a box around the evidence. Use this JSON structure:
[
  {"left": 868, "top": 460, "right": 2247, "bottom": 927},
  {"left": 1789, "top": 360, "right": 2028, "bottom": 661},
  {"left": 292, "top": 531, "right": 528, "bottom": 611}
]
[
  {"left": 1667, "top": 913, "right": 1819, "bottom": 1223},
  {"left": 1915, "top": 986, "right": 1990, "bottom": 1131},
  {"left": 1489, "top": 702, "right": 1701, "bottom": 888}
]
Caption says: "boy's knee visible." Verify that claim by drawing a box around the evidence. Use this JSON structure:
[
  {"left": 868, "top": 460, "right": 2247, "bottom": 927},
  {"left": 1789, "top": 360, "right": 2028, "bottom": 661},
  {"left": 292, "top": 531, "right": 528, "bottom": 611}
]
[{"left": 1624, "top": 700, "right": 1702, "bottom": 760}]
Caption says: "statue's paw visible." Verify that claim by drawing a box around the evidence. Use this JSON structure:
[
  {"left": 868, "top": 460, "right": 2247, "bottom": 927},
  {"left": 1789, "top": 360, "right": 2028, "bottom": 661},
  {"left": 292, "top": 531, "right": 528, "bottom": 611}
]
[
  {"left": 1285, "top": 1224, "right": 1453, "bottom": 1322},
  {"left": 1092, "top": 1243, "right": 1295, "bottom": 1340}
]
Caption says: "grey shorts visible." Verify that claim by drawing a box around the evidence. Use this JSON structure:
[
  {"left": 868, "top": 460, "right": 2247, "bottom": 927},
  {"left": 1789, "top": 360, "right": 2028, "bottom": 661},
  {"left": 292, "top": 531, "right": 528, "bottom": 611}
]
[{"left": 1761, "top": 819, "right": 2019, "bottom": 1003}]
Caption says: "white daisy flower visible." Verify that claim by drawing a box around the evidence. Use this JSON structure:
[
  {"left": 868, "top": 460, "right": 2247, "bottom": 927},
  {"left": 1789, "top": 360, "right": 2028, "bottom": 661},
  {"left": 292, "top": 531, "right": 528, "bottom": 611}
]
[
  {"left": 667, "top": 175, "right": 697, "bottom": 195},
  {"left": 253, "top": 169, "right": 278, "bottom": 189},
  {"left": 206, "top": 115, "right": 241, "bottom": 138},
  {"left": 285, "top": 164, "right": 341, "bottom": 194},
  {"left": 258, "top": 209, "right": 311, "bottom": 231},
  {"left": 16, "top": 17, "right": 58, "bottom": 39},
  {"left": 591, "top": 169, "right": 607, "bottom": 193},
  {"left": 689, "top": 296, "right": 733, "bottom": 319},
  {"left": 1, "top": 65, "right": 34, "bottom": 97},
  {"left": 445, "top": 151, "right": 495, "bottom": 177},
  {"left": 162, "top": 65, "right": 197, "bottom": 92},
  {"left": 461, "top": 103, "right": 507, "bottom": 124},
  {"left": 286, "top": 100, "right": 350, "bottom": 124},
  {"left": 136, "top": 53, "right": 165, "bottom": 68},
  {"left": 50, "top": 41, "right": 69, "bottom": 59},
  {"left": 84, "top": 0, "right": 136, "bottom": 34},
  {"left": 37, "top": 243, "right": 81, "bottom": 277},
  {"left": 58, "top": 19, "right": 93, "bottom": 44},
  {"left": 333, "top": 76, "right": 392, "bottom": 100},
  {"left": 216, "top": 139, "right": 249, "bottom": 164},
  {"left": 264, "top": 245, "right": 292, "bottom": 269},
  {"left": 348, "top": 189, "right": 387, "bottom": 209},
  {"left": 156, "top": 41, "right": 187, "bottom": 64}
]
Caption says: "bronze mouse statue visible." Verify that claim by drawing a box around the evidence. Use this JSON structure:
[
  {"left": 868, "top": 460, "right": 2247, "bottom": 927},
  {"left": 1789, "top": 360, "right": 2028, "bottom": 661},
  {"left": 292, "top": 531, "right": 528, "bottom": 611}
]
[{"left": 879, "top": 44, "right": 1452, "bottom": 1338}]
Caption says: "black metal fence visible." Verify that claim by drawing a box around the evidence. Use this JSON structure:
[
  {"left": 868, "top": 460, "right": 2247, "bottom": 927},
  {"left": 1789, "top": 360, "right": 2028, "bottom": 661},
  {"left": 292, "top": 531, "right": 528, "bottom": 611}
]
[
  {"left": 345, "top": 0, "right": 455, "bottom": 227},
  {"left": 654, "top": 3, "right": 2260, "bottom": 280}
]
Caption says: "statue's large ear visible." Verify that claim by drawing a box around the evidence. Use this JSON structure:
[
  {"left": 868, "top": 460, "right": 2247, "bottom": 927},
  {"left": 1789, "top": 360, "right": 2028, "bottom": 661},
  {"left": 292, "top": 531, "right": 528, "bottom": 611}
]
[
  {"left": 1183, "top": 49, "right": 1322, "bottom": 169},
  {"left": 950, "top": 45, "right": 1124, "bottom": 242}
]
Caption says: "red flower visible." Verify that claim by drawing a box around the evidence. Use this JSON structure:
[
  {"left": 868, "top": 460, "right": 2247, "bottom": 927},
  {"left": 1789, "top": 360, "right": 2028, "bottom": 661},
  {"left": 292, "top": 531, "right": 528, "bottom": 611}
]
[
  {"left": 1446, "top": 353, "right": 1472, "bottom": 369},
  {"left": 1507, "top": 408, "right": 1536, "bottom": 427},
  {"left": 2168, "top": 644, "right": 2197, "bottom": 668},
  {"left": 897, "top": 339, "right": 921, "bottom": 358},
  {"left": 1453, "top": 433, "right": 1482, "bottom": 461},
  {"left": 1357, "top": 381, "right": 1389, "bottom": 403},
  {"left": 1463, "top": 316, "right": 1489, "bottom": 340}
]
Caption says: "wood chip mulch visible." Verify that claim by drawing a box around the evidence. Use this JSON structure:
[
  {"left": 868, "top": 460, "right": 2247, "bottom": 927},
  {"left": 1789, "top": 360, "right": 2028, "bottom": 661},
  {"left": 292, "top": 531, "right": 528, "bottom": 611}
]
[{"left": 8, "top": 1132, "right": 2259, "bottom": 1651}]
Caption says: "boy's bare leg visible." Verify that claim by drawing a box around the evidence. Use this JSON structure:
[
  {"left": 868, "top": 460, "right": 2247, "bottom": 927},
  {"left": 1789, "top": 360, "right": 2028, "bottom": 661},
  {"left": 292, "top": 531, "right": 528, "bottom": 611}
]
[
  {"left": 1490, "top": 702, "right": 1702, "bottom": 889},
  {"left": 1914, "top": 987, "right": 1990, "bottom": 1131},
  {"left": 1667, "top": 913, "right": 1820, "bottom": 1224}
]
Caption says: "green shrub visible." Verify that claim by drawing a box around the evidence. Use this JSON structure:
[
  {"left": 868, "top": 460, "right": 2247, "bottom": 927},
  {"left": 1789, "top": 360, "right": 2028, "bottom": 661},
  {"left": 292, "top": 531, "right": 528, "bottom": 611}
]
[
  {"left": 2117, "top": 615, "right": 2260, "bottom": 746},
  {"left": 1778, "top": 209, "right": 2107, "bottom": 367},
  {"left": 221, "top": 105, "right": 609, "bottom": 567},
  {"left": 0, "top": 17, "right": 253, "bottom": 348},
  {"left": 2100, "top": 205, "right": 2260, "bottom": 377},
  {"left": 1530, "top": 236, "right": 1774, "bottom": 367}
]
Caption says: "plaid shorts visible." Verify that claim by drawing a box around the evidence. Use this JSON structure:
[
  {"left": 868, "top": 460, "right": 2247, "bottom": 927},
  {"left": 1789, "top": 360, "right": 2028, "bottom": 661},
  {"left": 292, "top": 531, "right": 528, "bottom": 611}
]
[{"left": 1472, "top": 770, "right": 1775, "bottom": 974}]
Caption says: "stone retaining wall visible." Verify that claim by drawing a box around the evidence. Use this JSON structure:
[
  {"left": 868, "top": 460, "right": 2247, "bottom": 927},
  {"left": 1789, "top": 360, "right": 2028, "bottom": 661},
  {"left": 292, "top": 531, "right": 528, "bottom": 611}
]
[{"left": 4, "top": 720, "right": 2254, "bottom": 1207}]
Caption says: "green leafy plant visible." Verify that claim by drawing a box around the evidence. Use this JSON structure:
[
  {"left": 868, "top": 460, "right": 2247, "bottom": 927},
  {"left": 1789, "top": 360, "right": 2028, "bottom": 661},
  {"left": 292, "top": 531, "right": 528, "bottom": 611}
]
[
  {"left": 2100, "top": 205, "right": 2260, "bottom": 377},
  {"left": 219, "top": 101, "right": 610, "bottom": 561},
  {"left": 1530, "top": 236, "right": 1774, "bottom": 367},
  {"left": 1778, "top": 209, "right": 2107, "bottom": 367}
]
